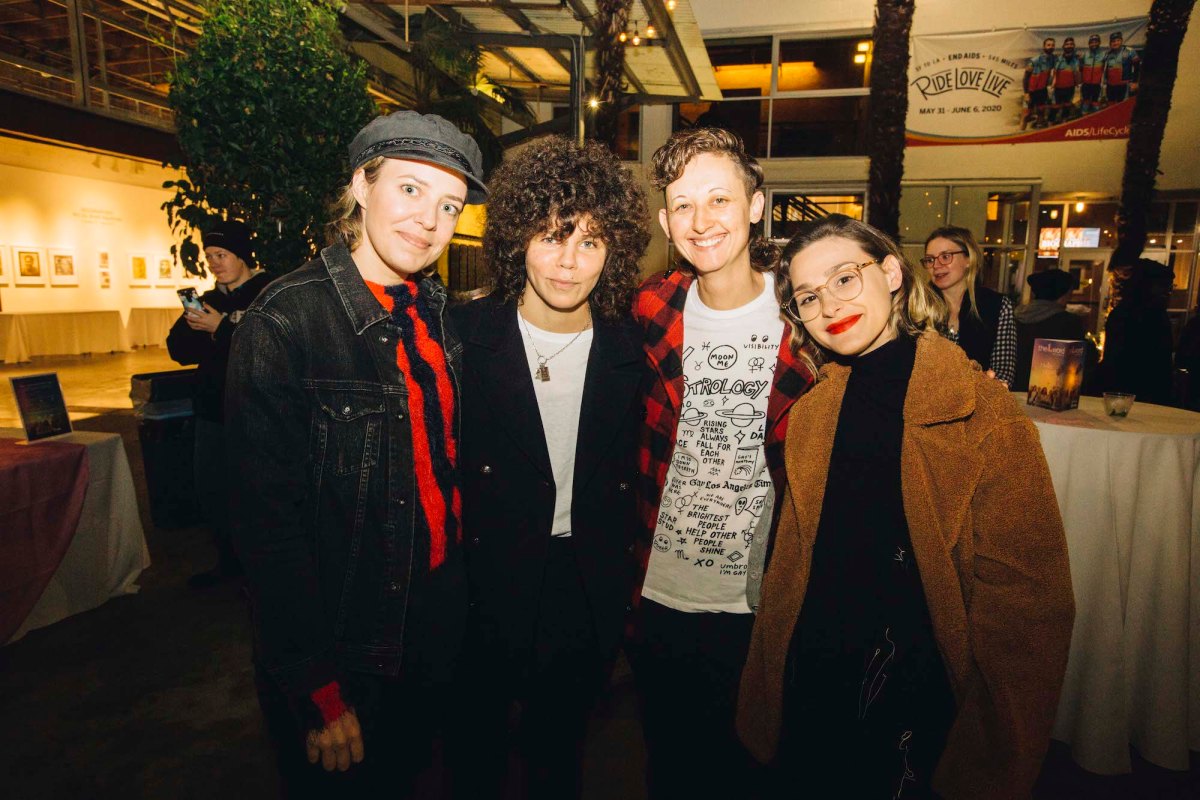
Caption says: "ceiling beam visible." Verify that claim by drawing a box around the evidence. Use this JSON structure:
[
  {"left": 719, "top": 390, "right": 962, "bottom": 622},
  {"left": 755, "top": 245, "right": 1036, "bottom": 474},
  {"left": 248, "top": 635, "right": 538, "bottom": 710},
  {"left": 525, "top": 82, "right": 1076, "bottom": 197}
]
[
  {"left": 641, "top": 0, "right": 699, "bottom": 99},
  {"left": 562, "top": 0, "right": 647, "bottom": 96},
  {"left": 490, "top": 0, "right": 574, "bottom": 76},
  {"left": 427, "top": 4, "right": 547, "bottom": 86}
]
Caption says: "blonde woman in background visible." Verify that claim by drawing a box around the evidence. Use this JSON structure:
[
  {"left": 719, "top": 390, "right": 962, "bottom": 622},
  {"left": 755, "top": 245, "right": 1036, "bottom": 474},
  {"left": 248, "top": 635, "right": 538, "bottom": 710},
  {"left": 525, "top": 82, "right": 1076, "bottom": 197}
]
[{"left": 923, "top": 225, "right": 1017, "bottom": 386}]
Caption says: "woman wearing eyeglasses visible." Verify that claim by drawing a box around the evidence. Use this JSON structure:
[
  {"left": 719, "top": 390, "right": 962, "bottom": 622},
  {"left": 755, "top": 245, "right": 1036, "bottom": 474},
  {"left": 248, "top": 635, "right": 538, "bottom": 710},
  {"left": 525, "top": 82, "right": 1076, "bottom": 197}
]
[
  {"left": 737, "top": 215, "right": 1074, "bottom": 799},
  {"left": 923, "top": 226, "right": 1017, "bottom": 386}
]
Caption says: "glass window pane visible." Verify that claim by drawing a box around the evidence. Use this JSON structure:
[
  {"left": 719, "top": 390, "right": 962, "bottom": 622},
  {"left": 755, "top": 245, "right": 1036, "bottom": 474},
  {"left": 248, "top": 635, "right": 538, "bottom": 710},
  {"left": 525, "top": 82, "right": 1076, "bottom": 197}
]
[
  {"left": 778, "top": 37, "right": 871, "bottom": 92},
  {"left": 614, "top": 104, "right": 640, "bottom": 161},
  {"left": 769, "top": 96, "right": 869, "bottom": 157},
  {"left": 769, "top": 193, "right": 863, "bottom": 241},
  {"left": 980, "top": 248, "right": 1023, "bottom": 297},
  {"left": 1037, "top": 204, "right": 1065, "bottom": 257},
  {"left": 1063, "top": 201, "right": 1119, "bottom": 248},
  {"left": 1173, "top": 201, "right": 1197, "bottom": 234},
  {"left": 899, "top": 187, "right": 948, "bottom": 244},
  {"left": 1147, "top": 201, "right": 1170, "bottom": 241},
  {"left": 706, "top": 38, "right": 773, "bottom": 96},
  {"left": 674, "top": 100, "right": 769, "bottom": 158}
]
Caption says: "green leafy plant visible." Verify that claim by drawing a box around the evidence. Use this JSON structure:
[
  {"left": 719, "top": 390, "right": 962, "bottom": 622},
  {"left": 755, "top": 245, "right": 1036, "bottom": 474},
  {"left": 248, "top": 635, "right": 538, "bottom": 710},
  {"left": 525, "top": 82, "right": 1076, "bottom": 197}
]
[{"left": 163, "top": 0, "right": 375, "bottom": 275}]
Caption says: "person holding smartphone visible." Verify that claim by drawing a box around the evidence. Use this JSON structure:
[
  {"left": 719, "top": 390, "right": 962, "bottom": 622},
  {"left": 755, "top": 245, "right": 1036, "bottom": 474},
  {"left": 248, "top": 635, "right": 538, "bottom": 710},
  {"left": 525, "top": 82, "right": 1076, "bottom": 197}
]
[{"left": 167, "top": 219, "right": 271, "bottom": 588}]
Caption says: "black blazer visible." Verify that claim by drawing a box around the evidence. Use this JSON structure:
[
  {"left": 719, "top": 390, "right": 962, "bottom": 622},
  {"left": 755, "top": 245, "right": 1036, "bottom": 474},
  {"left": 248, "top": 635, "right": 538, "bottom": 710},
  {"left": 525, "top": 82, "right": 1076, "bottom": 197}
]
[{"left": 451, "top": 292, "right": 643, "bottom": 662}]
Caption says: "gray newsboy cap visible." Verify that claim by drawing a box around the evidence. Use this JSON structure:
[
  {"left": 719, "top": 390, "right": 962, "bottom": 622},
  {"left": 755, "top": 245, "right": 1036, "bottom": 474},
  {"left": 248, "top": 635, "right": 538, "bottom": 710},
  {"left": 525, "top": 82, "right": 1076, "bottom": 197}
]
[{"left": 348, "top": 111, "right": 487, "bottom": 204}]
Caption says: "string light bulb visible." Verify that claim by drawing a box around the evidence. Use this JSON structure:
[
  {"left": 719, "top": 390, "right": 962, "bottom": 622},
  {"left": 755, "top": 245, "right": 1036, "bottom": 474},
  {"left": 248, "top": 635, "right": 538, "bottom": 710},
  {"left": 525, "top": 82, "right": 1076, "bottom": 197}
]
[
  {"left": 588, "top": 97, "right": 600, "bottom": 109},
  {"left": 667, "top": 0, "right": 676, "bottom": 10},
  {"left": 646, "top": 24, "right": 656, "bottom": 38},
  {"left": 618, "top": 30, "right": 627, "bottom": 42},
  {"left": 632, "top": 27, "right": 641, "bottom": 46}
]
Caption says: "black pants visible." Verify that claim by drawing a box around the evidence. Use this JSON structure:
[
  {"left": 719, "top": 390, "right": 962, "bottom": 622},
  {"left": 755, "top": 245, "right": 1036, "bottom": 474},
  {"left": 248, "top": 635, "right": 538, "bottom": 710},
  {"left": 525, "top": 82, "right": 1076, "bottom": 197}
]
[
  {"left": 628, "top": 599, "right": 760, "bottom": 800},
  {"left": 256, "top": 668, "right": 442, "bottom": 799},
  {"left": 452, "top": 536, "right": 609, "bottom": 800},
  {"left": 194, "top": 417, "right": 239, "bottom": 574}
]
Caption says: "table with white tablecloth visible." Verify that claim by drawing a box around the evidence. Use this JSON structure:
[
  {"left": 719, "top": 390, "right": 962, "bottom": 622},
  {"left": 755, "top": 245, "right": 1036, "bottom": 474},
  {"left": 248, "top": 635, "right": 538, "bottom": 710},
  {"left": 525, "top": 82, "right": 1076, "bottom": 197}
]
[
  {"left": 1019, "top": 395, "right": 1200, "bottom": 774},
  {"left": 0, "top": 311, "right": 131, "bottom": 363},
  {"left": 1, "top": 428, "right": 150, "bottom": 643},
  {"left": 126, "top": 307, "right": 180, "bottom": 349}
]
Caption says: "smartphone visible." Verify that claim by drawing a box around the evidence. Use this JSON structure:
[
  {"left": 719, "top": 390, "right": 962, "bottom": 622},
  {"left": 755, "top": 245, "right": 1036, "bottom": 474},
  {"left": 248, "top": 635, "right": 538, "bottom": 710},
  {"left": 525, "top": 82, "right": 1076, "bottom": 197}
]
[{"left": 177, "top": 287, "right": 205, "bottom": 313}]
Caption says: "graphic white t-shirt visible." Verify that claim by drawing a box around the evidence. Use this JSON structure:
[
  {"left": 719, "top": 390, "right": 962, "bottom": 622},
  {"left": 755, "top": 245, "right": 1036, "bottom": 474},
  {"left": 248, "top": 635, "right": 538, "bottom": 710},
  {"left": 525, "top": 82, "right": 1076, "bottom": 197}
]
[
  {"left": 518, "top": 312, "right": 593, "bottom": 537},
  {"left": 642, "top": 274, "right": 786, "bottom": 613}
]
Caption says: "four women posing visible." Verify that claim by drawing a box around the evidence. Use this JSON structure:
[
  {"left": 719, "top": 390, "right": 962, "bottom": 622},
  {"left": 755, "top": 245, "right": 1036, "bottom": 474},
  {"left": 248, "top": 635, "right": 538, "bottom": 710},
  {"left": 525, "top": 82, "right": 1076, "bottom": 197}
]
[{"left": 232, "top": 111, "right": 1074, "bottom": 798}]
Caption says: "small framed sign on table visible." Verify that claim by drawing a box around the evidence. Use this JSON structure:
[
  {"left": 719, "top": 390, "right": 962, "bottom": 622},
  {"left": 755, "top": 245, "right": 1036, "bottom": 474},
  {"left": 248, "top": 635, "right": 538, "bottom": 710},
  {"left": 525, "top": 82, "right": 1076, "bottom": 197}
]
[{"left": 9, "top": 373, "right": 72, "bottom": 441}]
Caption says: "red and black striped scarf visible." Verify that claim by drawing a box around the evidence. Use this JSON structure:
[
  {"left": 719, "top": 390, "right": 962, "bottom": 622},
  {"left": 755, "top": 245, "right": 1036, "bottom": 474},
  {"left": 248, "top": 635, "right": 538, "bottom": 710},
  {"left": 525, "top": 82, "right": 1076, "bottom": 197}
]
[{"left": 366, "top": 278, "right": 461, "bottom": 570}]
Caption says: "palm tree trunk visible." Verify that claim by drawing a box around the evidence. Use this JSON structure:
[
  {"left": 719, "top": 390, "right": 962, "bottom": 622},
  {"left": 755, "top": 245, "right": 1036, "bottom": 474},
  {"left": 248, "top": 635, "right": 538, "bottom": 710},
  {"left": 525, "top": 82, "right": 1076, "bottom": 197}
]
[
  {"left": 866, "top": 0, "right": 916, "bottom": 240},
  {"left": 1114, "top": 0, "right": 1195, "bottom": 266},
  {"left": 593, "top": 0, "right": 632, "bottom": 147}
]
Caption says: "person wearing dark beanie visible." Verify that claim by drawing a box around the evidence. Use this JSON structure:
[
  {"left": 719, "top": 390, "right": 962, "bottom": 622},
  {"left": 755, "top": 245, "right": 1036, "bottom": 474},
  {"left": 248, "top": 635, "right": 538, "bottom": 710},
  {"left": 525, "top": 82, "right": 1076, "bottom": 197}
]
[
  {"left": 167, "top": 218, "right": 272, "bottom": 588},
  {"left": 224, "top": 111, "right": 486, "bottom": 798}
]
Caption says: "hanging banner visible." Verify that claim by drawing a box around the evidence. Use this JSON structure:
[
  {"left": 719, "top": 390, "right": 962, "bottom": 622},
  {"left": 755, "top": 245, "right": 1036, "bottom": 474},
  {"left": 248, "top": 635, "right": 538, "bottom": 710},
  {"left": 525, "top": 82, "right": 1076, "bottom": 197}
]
[{"left": 906, "top": 17, "right": 1148, "bottom": 146}]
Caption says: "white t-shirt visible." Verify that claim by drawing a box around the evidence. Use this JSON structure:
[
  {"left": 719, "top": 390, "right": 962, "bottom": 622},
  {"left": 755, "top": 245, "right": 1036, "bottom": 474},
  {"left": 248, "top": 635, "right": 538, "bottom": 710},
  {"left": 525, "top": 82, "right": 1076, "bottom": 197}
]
[
  {"left": 641, "top": 274, "right": 786, "bottom": 613},
  {"left": 518, "top": 312, "right": 594, "bottom": 537}
]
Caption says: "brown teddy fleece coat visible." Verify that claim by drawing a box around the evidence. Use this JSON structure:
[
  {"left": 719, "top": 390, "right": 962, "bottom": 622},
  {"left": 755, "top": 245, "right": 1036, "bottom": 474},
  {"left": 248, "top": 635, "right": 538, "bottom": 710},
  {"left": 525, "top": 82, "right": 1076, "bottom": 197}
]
[{"left": 736, "top": 330, "right": 1075, "bottom": 799}]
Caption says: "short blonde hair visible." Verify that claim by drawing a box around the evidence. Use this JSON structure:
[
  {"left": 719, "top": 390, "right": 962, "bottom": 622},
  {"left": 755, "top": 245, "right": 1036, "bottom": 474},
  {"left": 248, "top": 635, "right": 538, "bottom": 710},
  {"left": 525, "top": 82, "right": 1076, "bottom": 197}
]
[
  {"left": 778, "top": 215, "right": 946, "bottom": 372},
  {"left": 325, "top": 156, "right": 385, "bottom": 250}
]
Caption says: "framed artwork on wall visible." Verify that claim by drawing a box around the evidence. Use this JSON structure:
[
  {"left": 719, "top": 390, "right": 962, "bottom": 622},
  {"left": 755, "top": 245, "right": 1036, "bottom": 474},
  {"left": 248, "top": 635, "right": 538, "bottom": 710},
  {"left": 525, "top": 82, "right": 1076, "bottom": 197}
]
[
  {"left": 48, "top": 249, "right": 78, "bottom": 286},
  {"left": 155, "top": 256, "right": 175, "bottom": 288},
  {"left": 98, "top": 250, "right": 112, "bottom": 289},
  {"left": 14, "top": 246, "right": 46, "bottom": 286},
  {"left": 129, "top": 253, "right": 151, "bottom": 287},
  {"left": 0, "top": 246, "right": 10, "bottom": 286}
]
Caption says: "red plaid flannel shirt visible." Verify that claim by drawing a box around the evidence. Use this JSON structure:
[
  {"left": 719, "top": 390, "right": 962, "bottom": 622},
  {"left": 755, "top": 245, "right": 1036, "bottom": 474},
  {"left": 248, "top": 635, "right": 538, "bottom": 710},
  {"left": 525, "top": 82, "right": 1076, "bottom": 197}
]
[{"left": 632, "top": 270, "right": 815, "bottom": 583}]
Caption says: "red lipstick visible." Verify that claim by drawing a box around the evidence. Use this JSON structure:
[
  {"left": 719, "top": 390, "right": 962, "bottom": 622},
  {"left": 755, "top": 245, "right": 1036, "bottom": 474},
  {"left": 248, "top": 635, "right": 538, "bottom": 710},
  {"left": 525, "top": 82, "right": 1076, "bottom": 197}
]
[{"left": 826, "top": 314, "right": 862, "bottom": 335}]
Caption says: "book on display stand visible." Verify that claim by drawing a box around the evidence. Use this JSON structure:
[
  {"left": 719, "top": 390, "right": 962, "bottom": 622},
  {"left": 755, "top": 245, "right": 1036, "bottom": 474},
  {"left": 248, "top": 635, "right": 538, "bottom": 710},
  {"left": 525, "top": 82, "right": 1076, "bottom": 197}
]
[
  {"left": 9, "top": 373, "right": 72, "bottom": 442},
  {"left": 1026, "top": 338, "right": 1086, "bottom": 412}
]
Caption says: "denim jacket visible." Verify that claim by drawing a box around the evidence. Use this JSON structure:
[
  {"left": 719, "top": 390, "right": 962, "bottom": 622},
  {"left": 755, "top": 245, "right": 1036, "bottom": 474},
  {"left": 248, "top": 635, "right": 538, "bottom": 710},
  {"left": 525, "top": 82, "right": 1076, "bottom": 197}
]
[{"left": 226, "top": 243, "right": 466, "bottom": 704}]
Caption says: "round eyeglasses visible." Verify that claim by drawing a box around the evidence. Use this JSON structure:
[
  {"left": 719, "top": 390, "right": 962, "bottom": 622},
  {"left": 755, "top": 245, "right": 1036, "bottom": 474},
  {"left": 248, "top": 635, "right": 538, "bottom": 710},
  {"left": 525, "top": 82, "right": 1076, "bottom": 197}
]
[
  {"left": 782, "top": 260, "right": 879, "bottom": 324},
  {"left": 919, "top": 249, "right": 966, "bottom": 268}
]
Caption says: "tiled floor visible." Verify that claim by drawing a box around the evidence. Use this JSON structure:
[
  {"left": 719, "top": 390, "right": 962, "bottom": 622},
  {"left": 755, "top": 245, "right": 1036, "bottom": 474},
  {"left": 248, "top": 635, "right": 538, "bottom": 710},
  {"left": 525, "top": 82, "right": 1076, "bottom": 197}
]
[{"left": 0, "top": 347, "right": 181, "bottom": 428}]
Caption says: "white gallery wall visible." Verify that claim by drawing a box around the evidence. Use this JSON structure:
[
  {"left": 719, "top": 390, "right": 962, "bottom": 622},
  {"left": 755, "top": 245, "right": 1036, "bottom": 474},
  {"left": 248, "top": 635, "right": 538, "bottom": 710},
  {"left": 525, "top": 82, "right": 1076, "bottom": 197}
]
[{"left": 0, "top": 136, "right": 206, "bottom": 319}]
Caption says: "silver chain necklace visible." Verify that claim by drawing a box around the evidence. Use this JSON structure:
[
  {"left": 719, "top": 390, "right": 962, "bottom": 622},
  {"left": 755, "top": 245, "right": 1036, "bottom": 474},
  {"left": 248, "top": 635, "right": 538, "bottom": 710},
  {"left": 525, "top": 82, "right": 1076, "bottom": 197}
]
[{"left": 519, "top": 310, "right": 591, "bottom": 382}]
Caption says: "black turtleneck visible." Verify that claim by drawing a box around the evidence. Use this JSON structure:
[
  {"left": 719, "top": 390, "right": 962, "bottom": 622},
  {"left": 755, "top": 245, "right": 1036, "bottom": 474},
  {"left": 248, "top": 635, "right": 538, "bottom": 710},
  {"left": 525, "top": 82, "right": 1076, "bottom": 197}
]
[{"left": 778, "top": 334, "right": 955, "bottom": 796}]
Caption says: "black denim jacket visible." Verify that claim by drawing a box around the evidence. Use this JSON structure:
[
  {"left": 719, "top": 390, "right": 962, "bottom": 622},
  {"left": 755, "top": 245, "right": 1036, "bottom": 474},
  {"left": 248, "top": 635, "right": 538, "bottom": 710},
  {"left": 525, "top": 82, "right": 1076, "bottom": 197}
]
[{"left": 226, "top": 243, "right": 466, "bottom": 705}]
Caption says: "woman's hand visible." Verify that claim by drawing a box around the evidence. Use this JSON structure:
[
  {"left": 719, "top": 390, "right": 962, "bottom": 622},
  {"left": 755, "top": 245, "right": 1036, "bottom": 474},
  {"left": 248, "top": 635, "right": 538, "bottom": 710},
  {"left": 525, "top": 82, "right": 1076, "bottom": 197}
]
[
  {"left": 184, "top": 302, "right": 225, "bottom": 334},
  {"left": 305, "top": 708, "right": 365, "bottom": 772}
]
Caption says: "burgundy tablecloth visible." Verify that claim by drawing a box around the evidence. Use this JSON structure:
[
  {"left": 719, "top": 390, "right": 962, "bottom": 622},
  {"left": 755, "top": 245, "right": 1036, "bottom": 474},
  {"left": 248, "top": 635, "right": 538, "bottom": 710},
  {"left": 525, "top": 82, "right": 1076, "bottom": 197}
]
[{"left": 0, "top": 438, "right": 89, "bottom": 642}]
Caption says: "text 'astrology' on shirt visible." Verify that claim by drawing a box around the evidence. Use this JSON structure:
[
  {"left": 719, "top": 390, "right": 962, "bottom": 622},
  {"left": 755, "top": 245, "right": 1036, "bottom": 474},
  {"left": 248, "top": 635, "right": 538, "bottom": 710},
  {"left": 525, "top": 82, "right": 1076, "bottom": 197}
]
[{"left": 642, "top": 273, "right": 786, "bottom": 613}]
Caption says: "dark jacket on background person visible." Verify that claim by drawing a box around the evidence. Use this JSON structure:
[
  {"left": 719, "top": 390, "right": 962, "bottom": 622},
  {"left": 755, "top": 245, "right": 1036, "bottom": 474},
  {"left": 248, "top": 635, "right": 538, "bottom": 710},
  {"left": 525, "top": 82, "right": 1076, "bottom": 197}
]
[
  {"left": 452, "top": 292, "right": 642, "bottom": 664},
  {"left": 166, "top": 271, "right": 272, "bottom": 422},
  {"left": 225, "top": 243, "right": 467, "bottom": 725},
  {"left": 1099, "top": 302, "right": 1174, "bottom": 405},
  {"left": 738, "top": 331, "right": 1075, "bottom": 800},
  {"left": 946, "top": 282, "right": 1003, "bottom": 372},
  {"left": 1012, "top": 300, "right": 1099, "bottom": 393}
]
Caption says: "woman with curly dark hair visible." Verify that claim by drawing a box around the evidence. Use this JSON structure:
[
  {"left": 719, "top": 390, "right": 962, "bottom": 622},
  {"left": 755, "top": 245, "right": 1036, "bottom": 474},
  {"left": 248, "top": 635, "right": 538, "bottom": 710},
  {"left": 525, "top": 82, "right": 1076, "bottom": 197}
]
[{"left": 449, "top": 135, "right": 649, "bottom": 800}]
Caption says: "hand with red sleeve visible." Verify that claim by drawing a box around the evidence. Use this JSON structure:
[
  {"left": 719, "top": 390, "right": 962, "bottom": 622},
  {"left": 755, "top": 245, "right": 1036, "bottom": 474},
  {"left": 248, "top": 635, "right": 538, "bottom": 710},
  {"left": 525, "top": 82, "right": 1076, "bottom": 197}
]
[{"left": 305, "top": 681, "right": 365, "bottom": 771}]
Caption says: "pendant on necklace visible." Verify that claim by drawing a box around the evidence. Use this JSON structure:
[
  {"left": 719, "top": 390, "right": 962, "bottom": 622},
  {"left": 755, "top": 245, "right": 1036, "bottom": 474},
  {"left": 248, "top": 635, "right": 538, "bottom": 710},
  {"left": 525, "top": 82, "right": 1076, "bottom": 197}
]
[{"left": 536, "top": 363, "right": 551, "bottom": 382}]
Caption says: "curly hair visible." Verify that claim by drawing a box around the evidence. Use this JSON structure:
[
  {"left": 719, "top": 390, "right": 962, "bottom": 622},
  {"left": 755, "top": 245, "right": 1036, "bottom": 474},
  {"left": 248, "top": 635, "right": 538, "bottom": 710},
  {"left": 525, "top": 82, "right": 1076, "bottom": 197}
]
[
  {"left": 483, "top": 135, "right": 650, "bottom": 320},
  {"left": 649, "top": 127, "right": 778, "bottom": 272}
]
